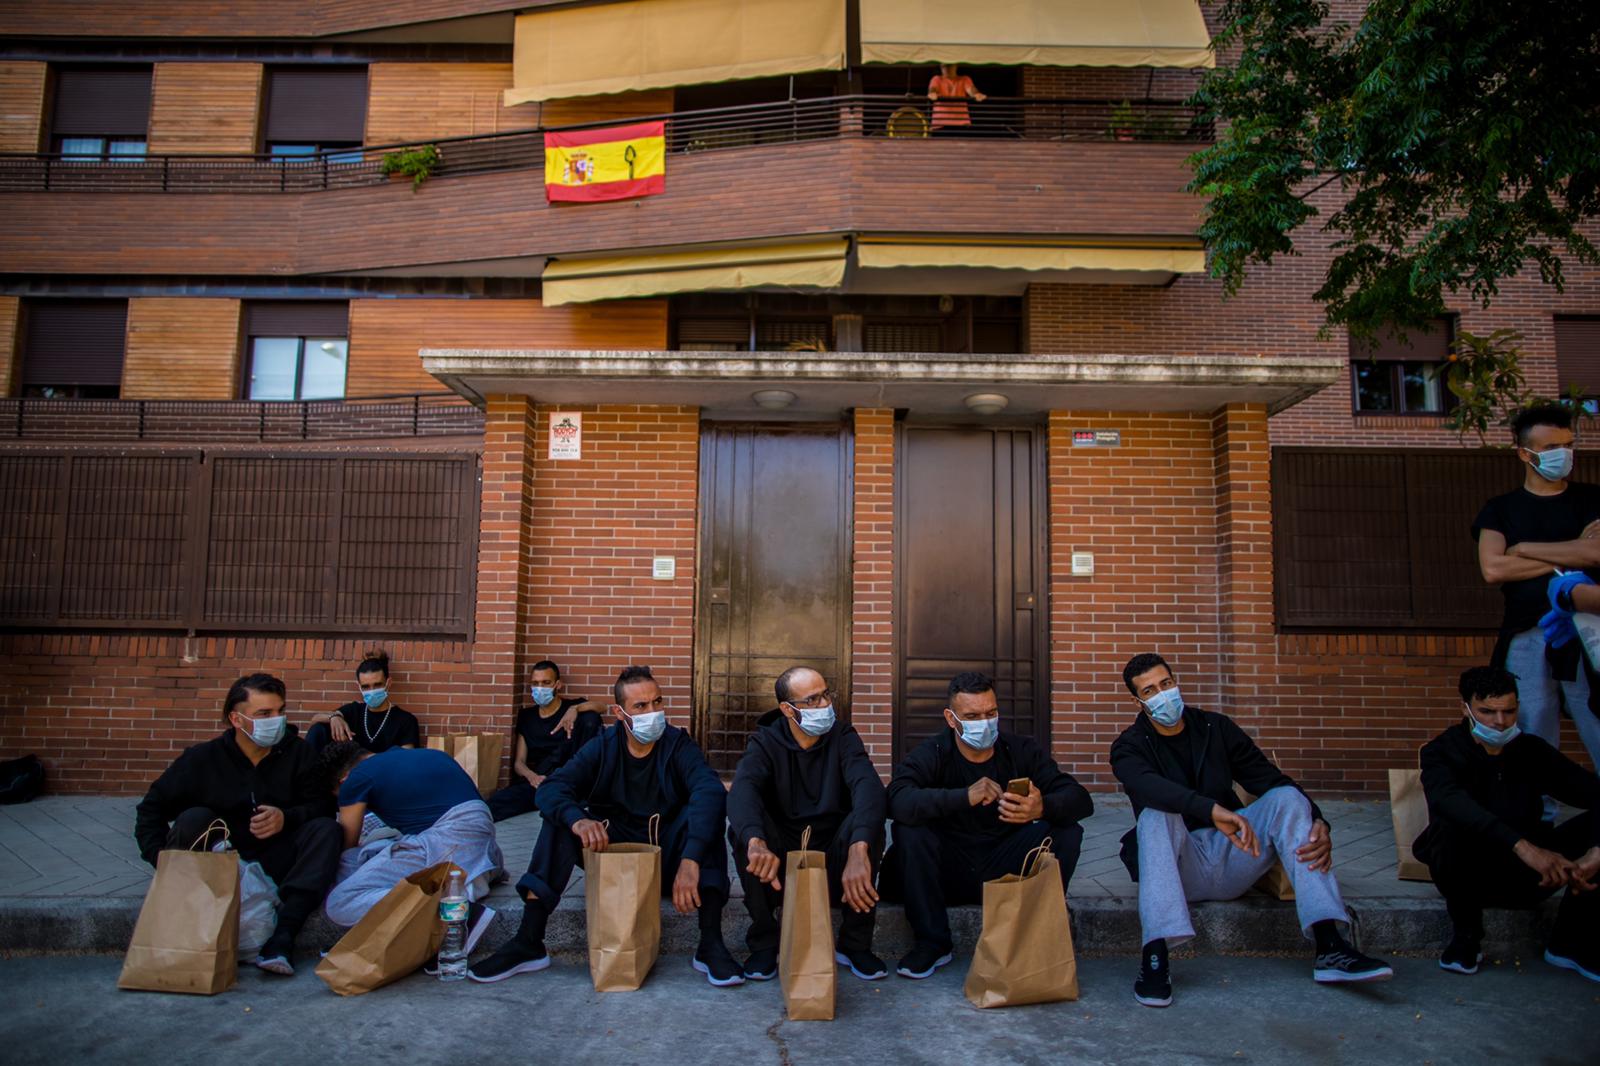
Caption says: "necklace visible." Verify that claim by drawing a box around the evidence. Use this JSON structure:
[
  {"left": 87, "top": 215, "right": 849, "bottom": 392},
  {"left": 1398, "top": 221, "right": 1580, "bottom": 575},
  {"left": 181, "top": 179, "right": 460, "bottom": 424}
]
[{"left": 362, "top": 703, "right": 391, "bottom": 744}]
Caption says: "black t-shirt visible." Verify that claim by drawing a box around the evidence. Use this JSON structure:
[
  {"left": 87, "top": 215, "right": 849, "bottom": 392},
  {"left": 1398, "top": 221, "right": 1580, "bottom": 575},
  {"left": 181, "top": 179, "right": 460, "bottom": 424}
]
[
  {"left": 1472, "top": 482, "right": 1600, "bottom": 632},
  {"left": 514, "top": 698, "right": 600, "bottom": 776},
  {"left": 944, "top": 748, "right": 1018, "bottom": 845},
  {"left": 1156, "top": 727, "right": 1200, "bottom": 790},
  {"left": 333, "top": 702, "right": 421, "bottom": 754},
  {"left": 614, "top": 747, "right": 664, "bottom": 832}
]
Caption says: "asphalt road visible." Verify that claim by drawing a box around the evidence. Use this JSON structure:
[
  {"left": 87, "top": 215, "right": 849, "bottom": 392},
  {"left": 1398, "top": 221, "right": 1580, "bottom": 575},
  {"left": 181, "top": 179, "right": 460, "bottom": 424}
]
[{"left": 1, "top": 951, "right": 1595, "bottom": 1065}]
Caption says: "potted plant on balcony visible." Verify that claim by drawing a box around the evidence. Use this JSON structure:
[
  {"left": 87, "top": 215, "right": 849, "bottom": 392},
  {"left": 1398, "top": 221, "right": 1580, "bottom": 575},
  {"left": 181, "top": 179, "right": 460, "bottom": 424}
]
[
  {"left": 1109, "top": 100, "right": 1138, "bottom": 142},
  {"left": 381, "top": 144, "right": 440, "bottom": 190}
]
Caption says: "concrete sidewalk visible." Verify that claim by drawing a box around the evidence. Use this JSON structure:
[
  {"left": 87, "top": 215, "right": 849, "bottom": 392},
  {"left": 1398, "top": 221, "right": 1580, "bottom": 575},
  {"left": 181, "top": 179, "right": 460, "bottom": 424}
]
[{"left": 0, "top": 793, "right": 1555, "bottom": 960}]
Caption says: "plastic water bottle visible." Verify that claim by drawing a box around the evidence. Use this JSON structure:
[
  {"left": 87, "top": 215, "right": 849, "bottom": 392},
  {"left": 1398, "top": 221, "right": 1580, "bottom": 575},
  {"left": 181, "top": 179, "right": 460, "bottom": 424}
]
[{"left": 437, "top": 868, "right": 469, "bottom": 982}]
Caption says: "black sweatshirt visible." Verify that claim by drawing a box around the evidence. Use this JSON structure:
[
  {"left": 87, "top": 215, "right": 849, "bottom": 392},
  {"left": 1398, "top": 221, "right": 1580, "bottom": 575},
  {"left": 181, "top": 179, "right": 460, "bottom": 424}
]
[
  {"left": 887, "top": 727, "right": 1093, "bottom": 842},
  {"left": 1109, "top": 705, "right": 1322, "bottom": 876},
  {"left": 727, "top": 710, "right": 886, "bottom": 849},
  {"left": 133, "top": 727, "right": 334, "bottom": 866},
  {"left": 1416, "top": 721, "right": 1600, "bottom": 859}
]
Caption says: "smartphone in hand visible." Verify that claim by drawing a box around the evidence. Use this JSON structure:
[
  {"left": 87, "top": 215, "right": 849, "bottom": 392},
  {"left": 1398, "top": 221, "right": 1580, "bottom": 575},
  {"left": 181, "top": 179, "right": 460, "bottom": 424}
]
[{"left": 1006, "top": 777, "right": 1031, "bottom": 797}]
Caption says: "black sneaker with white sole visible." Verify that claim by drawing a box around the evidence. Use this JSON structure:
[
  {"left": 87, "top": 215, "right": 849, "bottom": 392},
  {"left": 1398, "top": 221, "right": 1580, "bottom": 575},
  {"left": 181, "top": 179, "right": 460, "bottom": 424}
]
[
  {"left": 1439, "top": 935, "right": 1483, "bottom": 975},
  {"left": 467, "top": 941, "right": 551, "bottom": 983},
  {"left": 835, "top": 949, "right": 888, "bottom": 980},
  {"left": 896, "top": 942, "right": 954, "bottom": 980},
  {"left": 1314, "top": 946, "right": 1394, "bottom": 983},
  {"left": 742, "top": 947, "right": 778, "bottom": 981},
  {"left": 254, "top": 930, "right": 296, "bottom": 977},
  {"left": 692, "top": 939, "right": 746, "bottom": 987},
  {"left": 1133, "top": 939, "right": 1172, "bottom": 1007},
  {"left": 424, "top": 901, "right": 497, "bottom": 975},
  {"left": 1544, "top": 946, "right": 1600, "bottom": 984}
]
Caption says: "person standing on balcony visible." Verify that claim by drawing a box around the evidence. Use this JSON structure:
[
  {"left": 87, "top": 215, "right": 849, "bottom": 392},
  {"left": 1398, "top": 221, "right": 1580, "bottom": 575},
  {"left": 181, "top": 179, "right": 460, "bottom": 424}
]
[
  {"left": 927, "top": 63, "right": 987, "bottom": 134},
  {"left": 1474, "top": 403, "right": 1600, "bottom": 803},
  {"left": 304, "top": 651, "right": 421, "bottom": 755},
  {"left": 486, "top": 659, "right": 603, "bottom": 822}
]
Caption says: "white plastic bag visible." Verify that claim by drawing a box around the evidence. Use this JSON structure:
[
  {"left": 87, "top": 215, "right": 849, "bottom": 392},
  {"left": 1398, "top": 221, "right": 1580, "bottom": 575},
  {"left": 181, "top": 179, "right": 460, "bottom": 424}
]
[{"left": 237, "top": 859, "right": 280, "bottom": 957}]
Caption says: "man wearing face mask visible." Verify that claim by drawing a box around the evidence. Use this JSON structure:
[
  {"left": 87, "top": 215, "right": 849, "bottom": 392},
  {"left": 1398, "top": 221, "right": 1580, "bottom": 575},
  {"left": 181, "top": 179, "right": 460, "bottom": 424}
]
[
  {"left": 1109, "top": 653, "right": 1391, "bottom": 1008},
  {"left": 486, "top": 659, "right": 602, "bottom": 822},
  {"left": 469, "top": 665, "right": 739, "bottom": 986},
  {"left": 1474, "top": 403, "right": 1600, "bottom": 788},
  {"left": 1415, "top": 666, "right": 1600, "bottom": 982},
  {"left": 304, "top": 651, "right": 421, "bottom": 755},
  {"left": 727, "top": 666, "right": 888, "bottom": 982},
  {"left": 134, "top": 673, "right": 341, "bottom": 976},
  {"left": 883, "top": 671, "right": 1093, "bottom": 979}
]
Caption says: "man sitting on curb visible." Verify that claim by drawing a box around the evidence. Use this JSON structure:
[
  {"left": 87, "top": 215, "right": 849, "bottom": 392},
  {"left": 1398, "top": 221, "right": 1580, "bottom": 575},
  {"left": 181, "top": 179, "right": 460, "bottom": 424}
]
[
  {"left": 320, "top": 741, "right": 502, "bottom": 969},
  {"left": 134, "top": 673, "right": 340, "bottom": 977},
  {"left": 728, "top": 665, "right": 888, "bottom": 982},
  {"left": 1109, "top": 652, "right": 1392, "bottom": 1008},
  {"left": 1416, "top": 665, "right": 1600, "bottom": 982},
  {"left": 884, "top": 670, "right": 1094, "bottom": 980},
  {"left": 469, "top": 665, "right": 741, "bottom": 987},
  {"left": 486, "top": 659, "right": 603, "bottom": 822}
]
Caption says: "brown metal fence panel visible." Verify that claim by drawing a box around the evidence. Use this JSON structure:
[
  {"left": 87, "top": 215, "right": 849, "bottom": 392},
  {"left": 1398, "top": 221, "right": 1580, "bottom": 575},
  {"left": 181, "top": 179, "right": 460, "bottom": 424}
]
[{"left": 0, "top": 449, "right": 477, "bottom": 636}]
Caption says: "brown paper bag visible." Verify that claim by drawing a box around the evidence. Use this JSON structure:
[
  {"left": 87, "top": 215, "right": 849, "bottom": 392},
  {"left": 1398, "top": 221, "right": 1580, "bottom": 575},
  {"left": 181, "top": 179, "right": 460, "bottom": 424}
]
[
  {"left": 585, "top": 815, "right": 662, "bottom": 992},
  {"left": 425, "top": 733, "right": 505, "bottom": 795},
  {"left": 1388, "top": 768, "right": 1433, "bottom": 882},
  {"left": 964, "top": 838, "right": 1079, "bottom": 1008},
  {"left": 778, "top": 826, "right": 836, "bottom": 1021},
  {"left": 315, "top": 861, "right": 453, "bottom": 996},
  {"left": 1233, "top": 774, "right": 1297, "bottom": 901},
  {"left": 118, "top": 819, "right": 241, "bottom": 996}
]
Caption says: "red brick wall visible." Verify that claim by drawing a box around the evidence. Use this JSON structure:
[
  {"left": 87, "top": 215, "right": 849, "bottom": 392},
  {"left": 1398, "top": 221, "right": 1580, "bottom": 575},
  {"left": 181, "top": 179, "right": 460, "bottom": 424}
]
[{"left": 850, "top": 408, "right": 895, "bottom": 774}]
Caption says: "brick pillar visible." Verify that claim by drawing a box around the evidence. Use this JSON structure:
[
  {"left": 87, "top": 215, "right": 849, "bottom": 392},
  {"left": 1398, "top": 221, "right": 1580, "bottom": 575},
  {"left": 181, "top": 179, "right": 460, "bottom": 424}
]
[
  {"left": 1211, "top": 403, "right": 1275, "bottom": 724},
  {"left": 473, "top": 395, "right": 538, "bottom": 727},
  {"left": 851, "top": 408, "right": 895, "bottom": 777}
]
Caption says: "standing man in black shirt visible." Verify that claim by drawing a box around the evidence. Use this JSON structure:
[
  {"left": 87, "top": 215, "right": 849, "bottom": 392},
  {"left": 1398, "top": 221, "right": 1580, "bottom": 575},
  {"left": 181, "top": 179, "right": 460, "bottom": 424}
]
[
  {"left": 884, "top": 670, "right": 1093, "bottom": 980},
  {"left": 304, "top": 651, "right": 422, "bottom": 755},
  {"left": 1473, "top": 403, "right": 1600, "bottom": 797},
  {"left": 1416, "top": 665, "right": 1600, "bottom": 982},
  {"left": 486, "top": 659, "right": 603, "bottom": 822},
  {"left": 468, "top": 665, "right": 740, "bottom": 986},
  {"left": 727, "top": 665, "right": 888, "bottom": 983}
]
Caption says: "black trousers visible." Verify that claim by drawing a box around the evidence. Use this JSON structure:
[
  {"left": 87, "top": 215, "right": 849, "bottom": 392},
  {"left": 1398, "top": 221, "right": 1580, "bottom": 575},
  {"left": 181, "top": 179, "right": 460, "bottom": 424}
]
[
  {"left": 515, "top": 806, "right": 730, "bottom": 915},
  {"left": 730, "top": 814, "right": 884, "bottom": 955},
  {"left": 167, "top": 806, "right": 341, "bottom": 935},
  {"left": 1423, "top": 811, "right": 1598, "bottom": 950},
  {"left": 487, "top": 778, "right": 540, "bottom": 822},
  {"left": 884, "top": 820, "right": 1083, "bottom": 953}
]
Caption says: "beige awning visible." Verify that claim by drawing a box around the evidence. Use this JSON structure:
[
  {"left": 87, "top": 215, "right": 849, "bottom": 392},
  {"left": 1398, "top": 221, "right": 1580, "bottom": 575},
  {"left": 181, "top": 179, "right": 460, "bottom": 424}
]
[
  {"left": 859, "top": 0, "right": 1215, "bottom": 69},
  {"left": 857, "top": 240, "right": 1206, "bottom": 275},
  {"left": 541, "top": 240, "right": 850, "bottom": 306},
  {"left": 507, "top": 0, "right": 847, "bottom": 105}
]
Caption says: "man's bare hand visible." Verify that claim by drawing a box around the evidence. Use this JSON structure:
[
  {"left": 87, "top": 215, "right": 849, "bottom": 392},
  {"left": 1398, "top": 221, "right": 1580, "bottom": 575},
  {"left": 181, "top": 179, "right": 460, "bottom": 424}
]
[
  {"left": 573, "top": 818, "right": 610, "bottom": 853},
  {"left": 840, "top": 842, "right": 879, "bottom": 914},
  {"left": 1295, "top": 819, "right": 1333, "bottom": 873},
  {"left": 249, "top": 804, "right": 285, "bottom": 840},
  {"left": 997, "top": 781, "right": 1044, "bottom": 824},
  {"left": 328, "top": 715, "right": 353, "bottom": 742},
  {"left": 555, "top": 704, "right": 579, "bottom": 736},
  {"left": 1570, "top": 847, "right": 1600, "bottom": 893},
  {"left": 1515, "top": 839, "right": 1576, "bottom": 888},
  {"left": 1212, "top": 805, "right": 1259, "bottom": 857},
  {"left": 672, "top": 858, "right": 702, "bottom": 914},
  {"left": 968, "top": 778, "right": 1004, "bottom": 807},
  {"left": 746, "top": 837, "right": 782, "bottom": 890}
]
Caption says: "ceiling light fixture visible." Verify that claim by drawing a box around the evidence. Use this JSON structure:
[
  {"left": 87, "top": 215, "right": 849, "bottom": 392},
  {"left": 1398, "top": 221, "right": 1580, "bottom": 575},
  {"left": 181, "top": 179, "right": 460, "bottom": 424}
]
[
  {"left": 752, "top": 389, "right": 796, "bottom": 410},
  {"left": 964, "top": 392, "right": 1009, "bottom": 415}
]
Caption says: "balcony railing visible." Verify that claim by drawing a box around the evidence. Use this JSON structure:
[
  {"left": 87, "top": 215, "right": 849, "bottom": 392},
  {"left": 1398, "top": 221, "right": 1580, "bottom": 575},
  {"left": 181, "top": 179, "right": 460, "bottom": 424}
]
[
  {"left": 0, "top": 392, "right": 483, "bottom": 442},
  {"left": 0, "top": 96, "right": 1208, "bottom": 195}
]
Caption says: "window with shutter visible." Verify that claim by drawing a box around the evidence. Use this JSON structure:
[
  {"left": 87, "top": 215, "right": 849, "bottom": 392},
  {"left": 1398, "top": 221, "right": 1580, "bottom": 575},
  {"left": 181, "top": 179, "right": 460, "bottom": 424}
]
[
  {"left": 50, "top": 66, "right": 151, "bottom": 161},
  {"left": 243, "top": 301, "right": 350, "bottom": 401},
  {"left": 19, "top": 299, "right": 128, "bottom": 398},
  {"left": 263, "top": 67, "right": 368, "bottom": 162},
  {"left": 1349, "top": 318, "right": 1456, "bottom": 415},
  {"left": 1554, "top": 317, "right": 1600, "bottom": 411}
]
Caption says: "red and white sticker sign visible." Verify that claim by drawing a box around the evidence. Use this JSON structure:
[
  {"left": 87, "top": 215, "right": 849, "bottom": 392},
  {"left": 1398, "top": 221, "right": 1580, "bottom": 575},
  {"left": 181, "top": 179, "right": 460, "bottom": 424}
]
[{"left": 548, "top": 412, "right": 582, "bottom": 460}]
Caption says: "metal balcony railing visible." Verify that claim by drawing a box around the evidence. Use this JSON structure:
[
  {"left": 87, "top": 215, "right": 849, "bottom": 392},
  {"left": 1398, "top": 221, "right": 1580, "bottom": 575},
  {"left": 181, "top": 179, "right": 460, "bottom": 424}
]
[
  {"left": 0, "top": 392, "right": 484, "bottom": 442},
  {"left": 0, "top": 96, "right": 1209, "bottom": 195}
]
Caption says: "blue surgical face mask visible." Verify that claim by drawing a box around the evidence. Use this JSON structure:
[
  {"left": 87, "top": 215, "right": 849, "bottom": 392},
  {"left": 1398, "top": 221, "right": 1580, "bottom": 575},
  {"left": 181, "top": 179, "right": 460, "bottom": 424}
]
[
  {"left": 1468, "top": 714, "right": 1521, "bottom": 749},
  {"left": 1143, "top": 686, "right": 1185, "bottom": 728},
  {"left": 1528, "top": 446, "right": 1574, "bottom": 482},
  {"left": 793, "top": 704, "right": 836, "bottom": 737},
  {"left": 956, "top": 716, "right": 999, "bottom": 751},
  {"left": 624, "top": 709, "right": 666, "bottom": 745},
  {"left": 241, "top": 713, "right": 286, "bottom": 748},
  {"left": 360, "top": 687, "right": 388, "bottom": 709},
  {"left": 530, "top": 685, "right": 557, "bottom": 707}
]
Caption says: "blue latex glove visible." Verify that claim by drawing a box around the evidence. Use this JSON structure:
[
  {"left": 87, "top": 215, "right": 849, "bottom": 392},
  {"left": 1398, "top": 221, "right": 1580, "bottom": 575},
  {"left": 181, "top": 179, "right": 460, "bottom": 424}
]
[
  {"left": 1540, "top": 607, "right": 1578, "bottom": 649},
  {"left": 1547, "top": 571, "right": 1596, "bottom": 613}
]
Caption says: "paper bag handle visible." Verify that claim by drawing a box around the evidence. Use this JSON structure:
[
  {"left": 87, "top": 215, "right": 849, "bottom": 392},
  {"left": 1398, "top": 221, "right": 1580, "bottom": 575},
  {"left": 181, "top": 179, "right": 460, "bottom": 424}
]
[
  {"left": 648, "top": 812, "right": 661, "bottom": 847},
  {"left": 795, "top": 825, "right": 813, "bottom": 869},
  {"left": 1020, "top": 837, "right": 1052, "bottom": 878},
  {"left": 189, "top": 818, "right": 231, "bottom": 851}
]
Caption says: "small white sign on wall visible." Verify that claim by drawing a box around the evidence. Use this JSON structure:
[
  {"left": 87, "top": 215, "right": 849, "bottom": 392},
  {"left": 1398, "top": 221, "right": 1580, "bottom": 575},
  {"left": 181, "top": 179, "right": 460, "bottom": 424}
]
[{"left": 548, "top": 412, "right": 582, "bottom": 460}]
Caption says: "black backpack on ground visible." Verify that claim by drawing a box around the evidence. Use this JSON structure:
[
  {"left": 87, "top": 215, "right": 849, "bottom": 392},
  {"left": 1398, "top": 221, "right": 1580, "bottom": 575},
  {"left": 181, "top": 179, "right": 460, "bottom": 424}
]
[{"left": 0, "top": 755, "right": 44, "bottom": 804}]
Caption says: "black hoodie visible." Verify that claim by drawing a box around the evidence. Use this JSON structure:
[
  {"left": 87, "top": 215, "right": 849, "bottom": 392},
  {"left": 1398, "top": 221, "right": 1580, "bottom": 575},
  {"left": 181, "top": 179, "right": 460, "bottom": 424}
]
[
  {"left": 727, "top": 709, "right": 886, "bottom": 849},
  {"left": 133, "top": 727, "right": 333, "bottom": 866},
  {"left": 1109, "top": 704, "right": 1322, "bottom": 877}
]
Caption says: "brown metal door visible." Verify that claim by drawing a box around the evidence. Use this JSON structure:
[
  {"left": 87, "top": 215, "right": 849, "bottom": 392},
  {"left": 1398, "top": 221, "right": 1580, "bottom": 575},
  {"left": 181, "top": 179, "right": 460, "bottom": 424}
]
[
  {"left": 895, "top": 425, "right": 1046, "bottom": 763},
  {"left": 694, "top": 424, "right": 852, "bottom": 771}
]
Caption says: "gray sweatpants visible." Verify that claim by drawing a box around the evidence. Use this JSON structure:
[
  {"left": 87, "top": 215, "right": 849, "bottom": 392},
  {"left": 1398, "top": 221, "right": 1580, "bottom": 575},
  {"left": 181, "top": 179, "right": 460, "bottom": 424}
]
[
  {"left": 1504, "top": 627, "right": 1600, "bottom": 819},
  {"left": 325, "top": 799, "right": 502, "bottom": 928},
  {"left": 1135, "top": 786, "right": 1350, "bottom": 946}
]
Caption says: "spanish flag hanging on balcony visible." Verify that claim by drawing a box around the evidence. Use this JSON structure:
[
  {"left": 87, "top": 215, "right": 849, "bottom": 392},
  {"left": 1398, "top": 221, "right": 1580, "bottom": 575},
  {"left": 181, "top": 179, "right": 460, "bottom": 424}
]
[{"left": 543, "top": 121, "right": 666, "bottom": 203}]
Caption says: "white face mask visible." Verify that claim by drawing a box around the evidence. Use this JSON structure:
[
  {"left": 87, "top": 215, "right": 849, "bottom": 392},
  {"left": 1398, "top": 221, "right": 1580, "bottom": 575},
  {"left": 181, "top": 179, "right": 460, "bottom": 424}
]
[
  {"left": 955, "top": 716, "right": 999, "bottom": 750},
  {"left": 529, "top": 685, "right": 557, "bottom": 707},
  {"left": 1528, "top": 446, "right": 1574, "bottom": 482},
  {"left": 238, "top": 713, "right": 286, "bottom": 748},
  {"left": 1143, "top": 686, "right": 1184, "bottom": 727},
  {"left": 793, "top": 704, "right": 836, "bottom": 737},
  {"left": 623, "top": 710, "right": 666, "bottom": 744}
]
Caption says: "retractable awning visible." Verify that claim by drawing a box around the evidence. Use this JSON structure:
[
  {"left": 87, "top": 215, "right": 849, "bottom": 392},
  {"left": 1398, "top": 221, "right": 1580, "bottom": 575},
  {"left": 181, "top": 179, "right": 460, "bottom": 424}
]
[
  {"left": 858, "top": 0, "right": 1215, "bottom": 69},
  {"left": 507, "top": 0, "right": 847, "bottom": 105},
  {"left": 540, "top": 240, "right": 850, "bottom": 306},
  {"left": 855, "top": 238, "right": 1206, "bottom": 289}
]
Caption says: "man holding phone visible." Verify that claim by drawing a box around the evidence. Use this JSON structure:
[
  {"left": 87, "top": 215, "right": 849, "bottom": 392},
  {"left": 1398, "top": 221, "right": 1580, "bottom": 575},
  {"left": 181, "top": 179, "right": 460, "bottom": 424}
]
[
  {"left": 1110, "top": 652, "right": 1391, "bottom": 1008},
  {"left": 883, "top": 671, "right": 1093, "bottom": 980}
]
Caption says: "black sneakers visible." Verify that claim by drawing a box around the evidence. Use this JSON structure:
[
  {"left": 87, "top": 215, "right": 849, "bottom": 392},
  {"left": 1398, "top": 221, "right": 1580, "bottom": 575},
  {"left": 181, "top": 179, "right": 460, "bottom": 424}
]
[
  {"left": 467, "top": 940, "right": 551, "bottom": 983},
  {"left": 1133, "top": 939, "right": 1172, "bottom": 1008},
  {"left": 835, "top": 949, "right": 889, "bottom": 980},
  {"left": 692, "top": 938, "right": 746, "bottom": 987},
  {"left": 1314, "top": 944, "right": 1394, "bottom": 984},
  {"left": 1545, "top": 946, "right": 1600, "bottom": 984},
  {"left": 1439, "top": 935, "right": 1484, "bottom": 975},
  {"left": 742, "top": 947, "right": 778, "bottom": 981},
  {"left": 253, "top": 929, "right": 296, "bottom": 977},
  {"left": 896, "top": 942, "right": 955, "bottom": 980}
]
